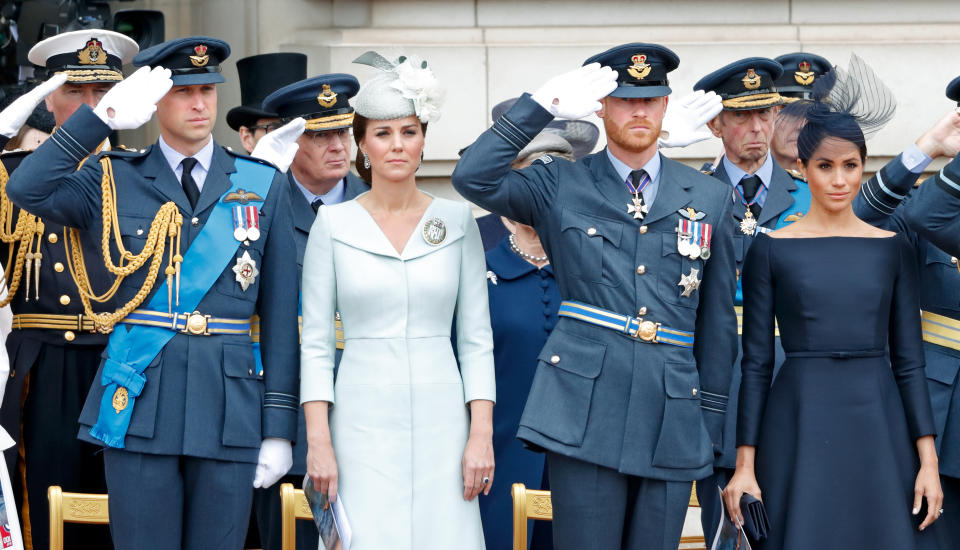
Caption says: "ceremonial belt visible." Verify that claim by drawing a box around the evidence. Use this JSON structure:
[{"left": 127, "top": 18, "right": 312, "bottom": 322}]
[
  {"left": 734, "top": 306, "right": 780, "bottom": 337},
  {"left": 558, "top": 300, "right": 694, "bottom": 348},
  {"left": 12, "top": 313, "right": 97, "bottom": 332},
  {"left": 121, "top": 309, "right": 250, "bottom": 336},
  {"left": 921, "top": 310, "right": 960, "bottom": 352},
  {"left": 250, "top": 314, "right": 344, "bottom": 350}
]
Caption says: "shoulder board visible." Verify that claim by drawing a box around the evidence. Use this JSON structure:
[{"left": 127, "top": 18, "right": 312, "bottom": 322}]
[
  {"left": 0, "top": 149, "right": 31, "bottom": 160},
  {"left": 533, "top": 154, "right": 553, "bottom": 165},
  {"left": 700, "top": 169, "right": 714, "bottom": 176},
  {"left": 99, "top": 147, "right": 148, "bottom": 158},
  {"left": 221, "top": 146, "right": 276, "bottom": 168},
  {"left": 914, "top": 175, "right": 928, "bottom": 188},
  {"left": 787, "top": 169, "right": 804, "bottom": 180}
]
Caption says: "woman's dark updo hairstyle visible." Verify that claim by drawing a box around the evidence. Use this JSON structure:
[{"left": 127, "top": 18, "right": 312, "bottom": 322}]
[
  {"left": 783, "top": 53, "right": 895, "bottom": 167},
  {"left": 353, "top": 114, "right": 428, "bottom": 183}
]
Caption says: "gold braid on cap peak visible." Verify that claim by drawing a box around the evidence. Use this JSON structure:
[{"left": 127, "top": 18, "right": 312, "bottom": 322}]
[
  {"left": 64, "top": 156, "right": 183, "bottom": 333},
  {"left": 722, "top": 92, "right": 783, "bottom": 110},
  {"left": 304, "top": 112, "right": 355, "bottom": 131},
  {"left": 56, "top": 69, "right": 124, "bottom": 82}
]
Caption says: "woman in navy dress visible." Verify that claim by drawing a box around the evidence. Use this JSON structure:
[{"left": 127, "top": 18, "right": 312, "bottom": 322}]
[
  {"left": 479, "top": 218, "right": 559, "bottom": 550},
  {"left": 724, "top": 57, "right": 944, "bottom": 550}
]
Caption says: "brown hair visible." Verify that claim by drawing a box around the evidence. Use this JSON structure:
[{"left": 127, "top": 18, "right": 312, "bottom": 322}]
[{"left": 352, "top": 114, "right": 428, "bottom": 183}]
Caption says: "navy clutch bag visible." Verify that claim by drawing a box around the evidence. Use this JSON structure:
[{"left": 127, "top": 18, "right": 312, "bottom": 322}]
[{"left": 740, "top": 493, "right": 769, "bottom": 541}]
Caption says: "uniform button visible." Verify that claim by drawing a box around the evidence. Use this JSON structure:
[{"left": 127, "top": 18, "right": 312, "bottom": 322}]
[
  {"left": 586, "top": 227, "right": 597, "bottom": 236},
  {"left": 54, "top": 262, "right": 64, "bottom": 272},
  {"left": 64, "top": 331, "right": 76, "bottom": 342},
  {"left": 952, "top": 257, "right": 958, "bottom": 265},
  {"left": 59, "top": 295, "right": 71, "bottom": 306},
  {"left": 540, "top": 280, "right": 549, "bottom": 289},
  {"left": 543, "top": 307, "right": 552, "bottom": 316},
  {"left": 8, "top": 370, "right": 14, "bottom": 379},
  {"left": 136, "top": 228, "right": 144, "bottom": 236},
  {"left": 258, "top": 370, "right": 264, "bottom": 377},
  {"left": 47, "top": 233, "right": 58, "bottom": 243},
  {"left": 191, "top": 217, "right": 200, "bottom": 227},
  {"left": 639, "top": 225, "right": 648, "bottom": 234},
  {"left": 636, "top": 265, "right": 646, "bottom": 275},
  {"left": 550, "top": 354, "right": 560, "bottom": 364},
  {"left": 541, "top": 295, "right": 550, "bottom": 304},
  {"left": 248, "top": 369, "right": 254, "bottom": 375},
  {"left": 638, "top": 306, "right": 647, "bottom": 316},
  {"left": 692, "top": 388, "right": 698, "bottom": 397}
]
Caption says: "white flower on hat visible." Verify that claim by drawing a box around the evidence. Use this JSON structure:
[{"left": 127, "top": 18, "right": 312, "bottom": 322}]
[{"left": 390, "top": 55, "right": 444, "bottom": 123}]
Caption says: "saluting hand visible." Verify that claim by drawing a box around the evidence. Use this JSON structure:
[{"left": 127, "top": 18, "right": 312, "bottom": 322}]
[
  {"left": 0, "top": 72, "right": 67, "bottom": 138},
  {"left": 531, "top": 63, "right": 618, "bottom": 120},
  {"left": 659, "top": 90, "right": 723, "bottom": 148},
  {"left": 915, "top": 108, "right": 960, "bottom": 160},
  {"left": 93, "top": 66, "right": 173, "bottom": 131},
  {"left": 251, "top": 117, "right": 305, "bottom": 173}
]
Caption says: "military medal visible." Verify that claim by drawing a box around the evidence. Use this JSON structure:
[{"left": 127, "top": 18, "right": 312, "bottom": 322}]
[
  {"left": 678, "top": 267, "right": 701, "bottom": 298},
  {"left": 232, "top": 251, "right": 259, "bottom": 291},
  {"left": 112, "top": 387, "right": 128, "bottom": 413},
  {"left": 422, "top": 217, "right": 446, "bottom": 245},
  {"left": 740, "top": 211, "right": 758, "bottom": 235},
  {"left": 625, "top": 171, "right": 651, "bottom": 221},
  {"left": 232, "top": 205, "right": 261, "bottom": 242}
]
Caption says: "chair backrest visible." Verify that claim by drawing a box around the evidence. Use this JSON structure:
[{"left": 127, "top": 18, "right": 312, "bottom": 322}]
[
  {"left": 280, "top": 482, "right": 313, "bottom": 550},
  {"left": 47, "top": 485, "right": 110, "bottom": 550},
  {"left": 680, "top": 481, "right": 707, "bottom": 550},
  {"left": 511, "top": 483, "right": 553, "bottom": 550}
]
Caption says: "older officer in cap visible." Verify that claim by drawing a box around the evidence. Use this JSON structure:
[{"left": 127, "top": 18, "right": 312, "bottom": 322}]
[
  {"left": 692, "top": 56, "right": 811, "bottom": 544},
  {"left": 0, "top": 28, "right": 137, "bottom": 550},
  {"left": 227, "top": 52, "right": 308, "bottom": 154},
  {"left": 851, "top": 78, "right": 960, "bottom": 549},
  {"left": 247, "top": 73, "right": 367, "bottom": 550},
  {"left": 770, "top": 52, "right": 832, "bottom": 169},
  {"left": 6, "top": 36, "right": 301, "bottom": 549},
  {"left": 453, "top": 42, "right": 738, "bottom": 550}
]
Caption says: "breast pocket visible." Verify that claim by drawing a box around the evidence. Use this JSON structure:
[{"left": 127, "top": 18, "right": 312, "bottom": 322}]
[
  {"left": 520, "top": 330, "right": 606, "bottom": 447},
  {"left": 921, "top": 241, "right": 960, "bottom": 309},
  {"left": 215, "top": 246, "right": 264, "bottom": 301},
  {"left": 659, "top": 233, "right": 705, "bottom": 309},
  {"left": 117, "top": 214, "right": 152, "bottom": 255},
  {"left": 559, "top": 209, "right": 623, "bottom": 287},
  {"left": 222, "top": 342, "right": 264, "bottom": 448}
]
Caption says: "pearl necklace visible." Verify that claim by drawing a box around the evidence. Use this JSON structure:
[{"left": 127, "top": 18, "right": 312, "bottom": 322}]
[{"left": 509, "top": 234, "right": 549, "bottom": 263}]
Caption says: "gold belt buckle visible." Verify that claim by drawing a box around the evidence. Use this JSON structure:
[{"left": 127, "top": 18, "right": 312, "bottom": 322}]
[
  {"left": 181, "top": 311, "right": 210, "bottom": 336},
  {"left": 629, "top": 318, "right": 660, "bottom": 343}
]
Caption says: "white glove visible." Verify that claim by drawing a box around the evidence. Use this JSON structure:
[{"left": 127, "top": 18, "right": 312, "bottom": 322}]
[
  {"left": 658, "top": 90, "right": 723, "bottom": 148},
  {"left": 250, "top": 117, "right": 305, "bottom": 173},
  {"left": 0, "top": 73, "right": 67, "bottom": 138},
  {"left": 92, "top": 66, "right": 172, "bottom": 131},
  {"left": 253, "top": 437, "right": 293, "bottom": 488},
  {"left": 531, "top": 63, "right": 618, "bottom": 120}
]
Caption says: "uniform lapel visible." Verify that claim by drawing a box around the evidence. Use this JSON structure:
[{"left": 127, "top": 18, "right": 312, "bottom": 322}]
[
  {"left": 587, "top": 151, "right": 633, "bottom": 212},
  {"left": 192, "top": 144, "right": 236, "bottom": 216},
  {"left": 288, "top": 172, "right": 317, "bottom": 235},
  {"left": 343, "top": 171, "right": 369, "bottom": 200},
  {"left": 142, "top": 144, "right": 192, "bottom": 213},
  {"left": 757, "top": 164, "right": 797, "bottom": 227},
  {"left": 642, "top": 156, "right": 696, "bottom": 225}
]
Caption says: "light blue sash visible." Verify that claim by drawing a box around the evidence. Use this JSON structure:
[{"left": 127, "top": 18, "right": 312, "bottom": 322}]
[{"left": 89, "top": 158, "right": 276, "bottom": 448}]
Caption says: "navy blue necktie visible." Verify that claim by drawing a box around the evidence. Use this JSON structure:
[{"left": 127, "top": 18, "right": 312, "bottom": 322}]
[{"left": 180, "top": 157, "right": 200, "bottom": 209}]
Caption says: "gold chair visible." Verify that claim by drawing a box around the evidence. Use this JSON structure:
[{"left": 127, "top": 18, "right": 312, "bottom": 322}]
[
  {"left": 511, "top": 482, "right": 708, "bottom": 550},
  {"left": 280, "top": 482, "right": 313, "bottom": 550},
  {"left": 47, "top": 486, "right": 109, "bottom": 550}
]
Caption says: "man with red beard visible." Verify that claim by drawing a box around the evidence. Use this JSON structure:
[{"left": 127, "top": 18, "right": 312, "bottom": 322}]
[{"left": 453, "top": 43, "right": 738, "bottom": 550}]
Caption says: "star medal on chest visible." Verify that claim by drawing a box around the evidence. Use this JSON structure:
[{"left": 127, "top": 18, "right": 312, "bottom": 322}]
[
  {"left": 625, "top": 171, "right": 651, "bottom": 221},
  {"left": 232, "top": 250, "right": 259, "bottom": 291},
  {"left": 739, "top": 210, "right": 758, "bottom": 236},
  {"left": 678, "top": 267, "right": 701, "bottom": 298},
  {"left": 232, "top": 205, "right": 261, "bottom": 242}
]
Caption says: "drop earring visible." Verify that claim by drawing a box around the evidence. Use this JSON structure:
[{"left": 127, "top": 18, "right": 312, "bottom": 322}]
[
  {"left": 363, "top": 151, "right": 370, "bottom": 169},
  {"left": 417, "top": 151, "right": 424, "bottom": 171}
]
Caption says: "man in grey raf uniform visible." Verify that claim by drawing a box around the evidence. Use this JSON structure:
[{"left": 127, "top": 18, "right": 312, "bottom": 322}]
[
  {"left": 452, "top": 43, "right": 738, "bottom": 550},
  {"left": 852, "top": 77, "right": 960, "bottom": 549},
  {"left": 6, "top": 37, "right": 301, "bottom": 549},
  {"left": 241, "top": 71, "right": 368, "bottom": 550},
  {"left": 692, "top": 57, "right": 812, "bottom": 543}
]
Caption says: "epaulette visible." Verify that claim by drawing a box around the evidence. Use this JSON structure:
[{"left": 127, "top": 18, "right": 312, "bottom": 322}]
[
  {"left": 787, "top": 169, "right": 804, "bottom": 181},
  {"left": 915, "top": 175, "right": 929, "bottom": 188},
  {"left": 699, "top": 161, "right": 715, "bottom": 176},
  {"left": 0, "top": 149, "right": 31, "bottom": 160},
  {"left": 700, "top": 168, "right": 714, "bottom": 176},
  {"left": 221, "top": 146, "right": 276, "bottom": 168},
  {"left": 99, "top": 147, "right": 148, "bottom": 158}
]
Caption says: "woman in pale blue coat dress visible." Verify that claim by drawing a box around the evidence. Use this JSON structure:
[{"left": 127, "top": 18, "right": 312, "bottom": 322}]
[{"left": 299, "top": 52, "right": 496, "bottom": 550}]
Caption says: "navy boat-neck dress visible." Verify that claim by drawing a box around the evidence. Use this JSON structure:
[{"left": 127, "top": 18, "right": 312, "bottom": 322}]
[{"left": 738, "top": 233, "right": 938, "bottom": 550}]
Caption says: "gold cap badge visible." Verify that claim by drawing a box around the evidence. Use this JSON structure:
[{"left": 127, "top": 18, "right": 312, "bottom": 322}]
[
  {"left": 190, "top": 44, "right": 209, "bottom": 67},
  {"left": 794, "top": 60, "right": 815, "bottom": 85},
  {"left": 78, "top": 38, "right": 107, "bottom": 65},
  {"left": 627, "top": 54, "right": 652, "bottom": 80},
  {"left": 742, "top": 68, "right": 761, "bottom": 90},
  {"left": 317, "top": 84, "right": 338, "bottom": 109}
]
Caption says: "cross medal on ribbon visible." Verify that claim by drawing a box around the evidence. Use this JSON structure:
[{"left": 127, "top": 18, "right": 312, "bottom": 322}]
[
  {"left": 733, "top": 184, "right": 761, "bottom": 235},
  {"left": 626, "top": 171, "right": 651, "bottom": 220}
]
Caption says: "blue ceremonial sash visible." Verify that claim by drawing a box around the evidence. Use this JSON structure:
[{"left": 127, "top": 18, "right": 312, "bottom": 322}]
[{"left": 89, "top": 158, "right": 276, "bottom": 448}]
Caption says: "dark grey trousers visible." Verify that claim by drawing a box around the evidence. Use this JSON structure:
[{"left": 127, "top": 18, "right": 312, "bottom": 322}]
[
  {"left": 546, "top": 452, "right": 691, "bottom": 550},
  {"left": 104, "top": 449, "right": 256, "bottom": 550}
]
